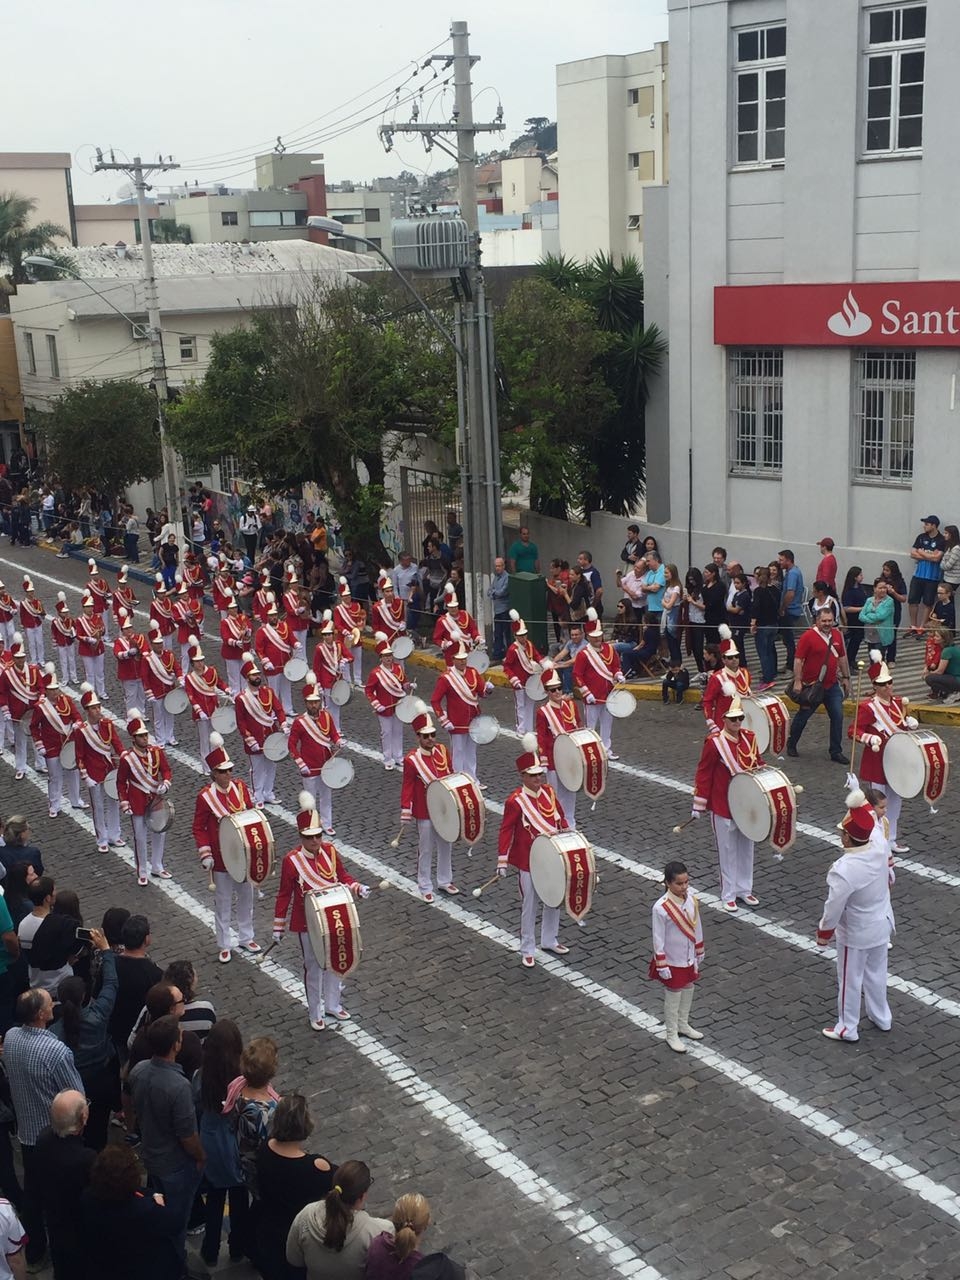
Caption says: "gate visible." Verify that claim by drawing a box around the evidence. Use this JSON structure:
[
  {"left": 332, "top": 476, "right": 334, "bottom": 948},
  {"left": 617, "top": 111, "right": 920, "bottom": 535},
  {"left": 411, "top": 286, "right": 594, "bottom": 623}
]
[{"left": 400, "top": 467, "right": 461, "bottom": 556}]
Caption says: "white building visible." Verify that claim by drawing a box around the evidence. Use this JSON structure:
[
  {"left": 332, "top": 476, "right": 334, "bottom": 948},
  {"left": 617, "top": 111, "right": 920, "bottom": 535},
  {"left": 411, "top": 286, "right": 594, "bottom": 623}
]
[
  {"left": 556, "top": 44, "right": 669, "bottom": 264},
  {"left": 324, "top": 188, "right": 394, "bottom": 255},
  {"left": 640, "top": 0, "right": 960, "bottom": 571}
]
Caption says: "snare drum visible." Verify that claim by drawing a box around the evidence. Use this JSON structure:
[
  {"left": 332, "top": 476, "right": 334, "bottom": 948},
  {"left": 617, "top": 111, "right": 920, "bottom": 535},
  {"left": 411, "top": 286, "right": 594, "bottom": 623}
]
[
  {"left": 211, "top": 704, "right": 237, "bottom": 736},
  {"left": 59, "top": 739, "right": 78, "bottom": 771},
  {"left": 466, "top": 650, "right": 490, "bottom": 674},
  {"left": 468, "top": 714, "right": 499, "bottom": 745},
  {"left": 728, "top": 766, "right": 798, "bottom": 852},
  {"left": 163, "top": 687, "right": 190, "bottom": 716},
  {"left": 219, "top": 810, "right": 275, "bottom": 884},
  {"left": 883, "top": 730, "right": 949, "bottom": 802},
  {"left": 147, "top": 796, "right": 176, "bottom": 834},
  {"left": 530, "top": 831, "right": 596, "bottom": 922},
  {"left": 395, "top": 695, "right": 420, "bottom": 724},
  {"left": 283, "top": 657, "right": 309, "bottom": 684},
  {"left": 426, "top": 773, "right": 485, "bottom": 845},
  {"left": 392, "top": 635, "right": 414, "bottom": 661},
  {"left": 320, "top": 756, "right": 354, "bottom": 790},
  {"left": 304, "top": 884, "right": 362, "bottom": 977},
  {"left": 103, "top": 769, "right": 119, "bottom": 801},
  {"left": 263, "top": 732, "right": 289, "bottom": 762},
  {"left": 524, "top": 673, "right": 547, "bottom": 703},
  {"left": 606, "top": 688, "right": 637, "bottom": 719},
  {"left": 329, "top": 679, "right": 352, "bottom": 707},
  {"left": 553, "top": 730, "right": 607, "bottom": 799},
  {"left": 741, "top": 694, "right": 790, "bottom": 755}
]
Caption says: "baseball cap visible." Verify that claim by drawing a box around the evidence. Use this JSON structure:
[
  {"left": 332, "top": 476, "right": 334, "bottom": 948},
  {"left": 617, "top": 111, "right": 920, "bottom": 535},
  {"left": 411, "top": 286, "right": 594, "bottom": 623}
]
[
  {"left": 922, "top": 515, "right": 941, "bottom": 525},
  {"left": 817, "top": 537, "right": 834, "bottom": 550}
]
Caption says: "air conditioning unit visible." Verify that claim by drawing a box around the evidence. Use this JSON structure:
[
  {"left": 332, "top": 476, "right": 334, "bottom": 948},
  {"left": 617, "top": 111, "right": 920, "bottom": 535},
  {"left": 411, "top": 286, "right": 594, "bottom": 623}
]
[{"left": 131, "top": 323, "right": 150, "bottom": 342}]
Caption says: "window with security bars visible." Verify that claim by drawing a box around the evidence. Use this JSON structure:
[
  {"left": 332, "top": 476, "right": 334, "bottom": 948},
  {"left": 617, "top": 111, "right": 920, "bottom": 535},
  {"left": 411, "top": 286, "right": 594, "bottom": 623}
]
[
  {"left": 854, "top": 350, "right": 915, "bottom": 484},
  {"left": 864, "top": 4, "right": 925, "bottom": 153},
  {"left": 734, "top": 24, "right": 786, "bottom": 164},
  {"left": 728, "top": 349, "right": 783, "bottom": 475}
]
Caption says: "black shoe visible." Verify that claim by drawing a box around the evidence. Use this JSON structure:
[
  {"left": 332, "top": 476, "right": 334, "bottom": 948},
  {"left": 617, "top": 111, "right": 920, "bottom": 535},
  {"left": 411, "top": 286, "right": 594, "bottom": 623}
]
[
  {"left": 831, "top": 752, "right": 850, "bottom": 765},
  {"left": 786, "top": 742, "right": 798, "bottom": 758},
  {"left": 661, "top": 688, "right": 670, "bottom": 704},
  {"left": 675, "top": 693, "right": 684, "bottom": 704}
]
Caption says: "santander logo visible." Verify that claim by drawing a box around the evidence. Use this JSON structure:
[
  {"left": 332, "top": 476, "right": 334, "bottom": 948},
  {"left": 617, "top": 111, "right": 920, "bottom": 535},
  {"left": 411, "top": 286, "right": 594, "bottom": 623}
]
[{"left": 827, "top": 290, "right": 873, "bottom": 337}]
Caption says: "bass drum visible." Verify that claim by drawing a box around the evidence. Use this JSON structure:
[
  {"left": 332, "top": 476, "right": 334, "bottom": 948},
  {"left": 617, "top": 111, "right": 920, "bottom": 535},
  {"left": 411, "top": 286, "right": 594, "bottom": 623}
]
[
  {"left": 426, "top": 773, "right": 485, "bottom": 845},
  {"left": 553, "top": 729, "right": 607, "bottom": 799},
  {"left": 741, "top": 694, "right": 790, "bottom": 756},
  {"left": 529, "top": 832, "right": 596, "bottom": 921},
  {"left": 728, "top": 767, "right": 798, "bottom": 852},
  {"left": 219, "top": 810, "right": 275, "bottom": 884},
  {"left": 304, "top": 885, "right": 362, "bottom": 977},
  {"left": 883, "top": 730, "right": 949, "bottom": 801},
  {"left": 524, "top": 673, "right": 547, "bottom": 703},
  {"left": 395, "top": 695, "right": 420, "bottom": 724}
]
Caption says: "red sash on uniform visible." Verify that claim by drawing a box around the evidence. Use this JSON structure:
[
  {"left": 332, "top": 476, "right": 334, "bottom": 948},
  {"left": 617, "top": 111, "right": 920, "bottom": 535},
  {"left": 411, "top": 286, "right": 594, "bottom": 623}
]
[
  {"left": 200, "top": 780, "right": 249, "bottom": 818},
  {"left": 145, "top": 650, "right": 177, "bottom": 688},
  {"left": 516, "top": 787, "right": 562, "bottom": 836},
  {"left": 445, "top": 667, "right": 479, "bottom": 706},
  {"left": 294, "top": 713, "right": 335, "bottom": 751},
  {"left": 661, "top": 895, "right": 700, "bottom": 944},
  {"left": 509, "top": 641, "right": 541, "bottom": 676},
  {"left": 122, "top": 747, "right": 163, "bottom": 794},
  {"left": 540, "top": 700, "right": 578, "bottom": 737},
  {"left": 582, "top": 644, "right": 616, "bottom": 687},
  {"left": 869, "top": 696, "right": 905, "bottom": 737},
  {"left": 239, "top": 687, "right": 277, "bottom": 729},
  {"left": 38, "top": 697, "right": 73, "bottom": 738}
]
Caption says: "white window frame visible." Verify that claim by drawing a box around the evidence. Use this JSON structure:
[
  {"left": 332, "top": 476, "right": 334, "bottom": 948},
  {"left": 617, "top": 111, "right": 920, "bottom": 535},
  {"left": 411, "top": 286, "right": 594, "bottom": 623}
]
[
  {"left": 23, "top": 332, "right": 36, "bottom": 375},
  {"left": 728, "top": 348, "right": 783, "bottom": 477},
  {"left": 628, "top": 88, "right": 639, "bottom": 106},
  {"left": 627, "top": 152, "right": 640, "bottom": 169},
  {"left": 732, "top": 23, "right": 786, "bottom": 167},
  {"left": 862, "top": 3, "right": 925, "bottom": 157},
  {"left": 46, "top": 334, "right": 60, "bottom": 380},
  {"left": 853, "top": 349, "right": 915, "bottom": 486},
  {"left": 179, "top": 336, "right": 197, "bottom": 363}
]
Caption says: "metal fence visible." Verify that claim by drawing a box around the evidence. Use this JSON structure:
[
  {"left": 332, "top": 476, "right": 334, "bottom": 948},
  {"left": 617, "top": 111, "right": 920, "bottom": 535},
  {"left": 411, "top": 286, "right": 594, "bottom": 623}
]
[{"left": 400, "top": 466, "right": 461, "bottom": 555}]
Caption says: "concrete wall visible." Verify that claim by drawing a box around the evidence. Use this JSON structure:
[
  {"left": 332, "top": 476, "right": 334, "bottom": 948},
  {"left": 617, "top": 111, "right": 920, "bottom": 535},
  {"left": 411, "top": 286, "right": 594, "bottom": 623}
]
[
  {"left": 75, "top": 207, "right": 145, "bottom": 247},
  {"left": 170, "top": 193, "right": 308, "bottom": 244},
  {"left": 479, "top": 227, "right": 560, "bottom": 268},
  {"left": 0, "top": 154, "right": 74, "bottom": 244}
]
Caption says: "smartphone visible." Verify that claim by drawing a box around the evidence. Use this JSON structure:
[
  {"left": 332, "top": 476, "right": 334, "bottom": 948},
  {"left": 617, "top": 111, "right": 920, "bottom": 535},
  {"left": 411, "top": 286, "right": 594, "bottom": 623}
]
[{"left": 75, "top": 927, "right": 95, "bottom": 944}]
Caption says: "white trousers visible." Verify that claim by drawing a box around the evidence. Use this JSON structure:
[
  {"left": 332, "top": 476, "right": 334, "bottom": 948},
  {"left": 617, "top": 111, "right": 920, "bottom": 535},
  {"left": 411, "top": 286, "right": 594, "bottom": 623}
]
[
  {"left": 830, "top": 942, "right": 892, "bottom": 1040},
  {"left": 130, "top": 813, "right": 166, "bottom": 876},
  {"left": 451, "top": 733, "right": 477, "bottom": 779},
  {"left": 180, "top": 642, "right": 195, "bottom": 672},
  {"left": 249, "top": 752, "right": 277, "bottom": 804},
  {"left": 377, "top": 715, "right": 404, "bottom": 766},
  {"left": 149, "top": 697, "right": 174, "bottom": 746},
  {"left": 350, "top": 644, "right": 363, "bottom": 686},
  {"left": 547, "top": 770, "right": 577, "bottom": 830},
  {"left": 25, "top": 628, "right": 45, "bottom": 666},
  {"left": 513, "top": 689, "right": 535, "bottom": 735},
  {"left": 712, "top": 814, "right": 755, "bottom": 902},
  {"left": 57, "top": 644, "right": 79, "bottom": 686},
  {"left": 162, "top": 632, "right": 175, "bottom": 651},
  {"left": 300, "top": 775, "right": 333, "bottom": 830},
  {"left": 416, "top": 818, "right": 453, "bottom": 894},
  {"left": 298, "top": 932, "right": 343, "bottom": 1021},
  {"left": 518, "top": 869, "right": 560, "bottom": 958},
  {"left": 120, "top": 679, "right": 145, "bottom": 717},
  {"left": 44, "top": 755, "right": 82, "bottom": 813},
  {"left": 196, "top": 718, "right": 212, "bottom": 768},
  {"left": 88, "top": 780, "right": 122, "bottom": 845},
  {"left": 0, "top": 620, "right": 14, "bottom": 648},
  {"left": 81, "top": 653, "right": 107, "bottom": 700},
  {"left": 324, "top": 697, "right": 342, "bottom": 733},
  {"left": 874, "top": 782, "right": 903, "bottom": 843},
  {"left": 97, "top": 611, "right": 111, "bottom": 642},
  {"left": 584, "top": 703, "right": 613, "bottom": 751},
  {"left": 213, "top": 871, "right": 255, "bottom": 949},
  {"left": 225, "top": 659, "right": 242, "bottom": 695},
  {"left": 13, "top": 721, "right": 46, "bottom": 773}
]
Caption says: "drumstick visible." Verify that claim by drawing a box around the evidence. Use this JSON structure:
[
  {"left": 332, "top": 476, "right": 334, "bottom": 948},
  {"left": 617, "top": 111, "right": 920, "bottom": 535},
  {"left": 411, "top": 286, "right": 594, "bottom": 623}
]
[
  {"left": 672, "top": 815, "right": 698, "bottom": 835},
  {"left": 207, "top": 866, "right": 215, "bottom": 892},
  {"left": 471, "top": 873, "right": 502, "bottom": 898},
  {"left": 847, "top": 659, "right": 867, "bottom": 783},
  {"left": 388, "top": 825, "right": 405, "bottom": 849},
  {"left": 255, "top": 937, "right": 281, "bottom": 965}
]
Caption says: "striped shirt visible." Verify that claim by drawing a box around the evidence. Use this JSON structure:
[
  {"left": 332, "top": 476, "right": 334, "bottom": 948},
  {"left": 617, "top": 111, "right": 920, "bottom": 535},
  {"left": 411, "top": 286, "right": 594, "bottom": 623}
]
[{"left": 3, "top": 1025, "right": 83, "bottom": 1146}]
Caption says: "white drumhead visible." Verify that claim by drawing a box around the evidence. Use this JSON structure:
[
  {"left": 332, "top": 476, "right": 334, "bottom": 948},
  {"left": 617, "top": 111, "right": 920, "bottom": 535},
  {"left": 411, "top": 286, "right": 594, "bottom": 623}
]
[
  {"left": 727, "top": 772, "right": 772, "bottom": 843},
  {"left": 392, "top": 635, "right": 414, "bottom": 660},
  {"left": 163, "top": 687, "right": 190, "bottom": 715},
  {"left": 553, "top": 733, "right": 585, "bottom": 792},
  {"left": 426, "top": 778, "right": 463, "bottom": 844},
  {"left": 103, "top": 770, "right": 119, "bottom": 800},
  {"left": 883, "top": 733, "right": 927, "bottom": 799},
  {"left": 263, "top": 732, "right": 289, "bottom": 762},
  {"left": 606, "top": 688, "right": 637, "bottom": 719},
  {"left": 218, "top": 815, "right": 248, "bottom": 883},
  {"left": 321, "top": 756, "right": 354, "bottom": 790},
  {"left": 468, "top": 714, "right": 499, "bottom": 745},
  {"left": 740, "top": 698, "right": 771, "bottom": 753},
  {"left": 525, "top": 673, "right": 547, "bottom": 702},
  {"left": 147, "top": 797, "right": 175, "bottom": 834},
  {"left": 330, "top": 679, "right": 352, "bottom": 707},
  {"left": 59, "top": 740, "right": 77, "bottom": 771},
  {"left": 466, "top": 650, "right": 490, "bottom": 674},
  {"left": 283, "top": 657, "right": 309, "bottom": 683},
  {"left": 211, "top": 704, "right": 237, "bottom": 736},
  {"left": 395, "top": 695, "right": 420, "bottom": 724},
  {"left": 529, "top": 836, "right": 568, "bottom": 909}
]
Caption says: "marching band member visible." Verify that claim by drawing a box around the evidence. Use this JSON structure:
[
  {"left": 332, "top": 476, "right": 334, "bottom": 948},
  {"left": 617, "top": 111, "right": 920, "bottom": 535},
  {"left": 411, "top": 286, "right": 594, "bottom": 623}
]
[
  {"left": 193, "top": 734, "right": 263, "bottom": 963},
  {"left": 211, "top": 558, "right": 236, "bottom": 617},
  {"left": 18, "top": 576, "right": 46, "bottom": 665},
  {"left": 235, "top": 651, "right": 286, "bottom": 806},
  {"left": 432, "top": 582, "right": 481, "bottom": 666},
  {"left": 496, "top": 734, "right": 570, "bottom": 968},
  {"left": 371, "top": 572, "right": 407, "bottom": 646},
  {"left": 51, "top": 593, "right": 79, "bottom": 686},
  {"left": 289, "top": 673, "right": 341, "bottom": 835},
  {"left": 650, "top": 860, "right": 705, "bottom": 1053},
  {"left": 701, "top": 625, "right": 753, "bottom": 734},
  {"left": 254, "top": 593, "right": 300, "bottom": 716},
  {"left": 185, "top": 637, "right": 230, "bottom": 769},
  {"left": 430, "top": 640, "right": 494, "bottom": 781},
  {"left": 111, "top": 563, "right": 138, "bottom": 630},
  {"left": 400, "top": 703, "right": 457, "bottom": 902},
  {"left": 219, "top": 590, "right": 251, "bottom": 695},
  {"left": 75, "top": 592, "right": 107, "bottom": 701},
  {"left": 503, "top": 610, "right": 543, "bottom": 734},
  {"left": 149, "top": 574, "right": 176, "bottom": 651},
  {"left": 282, "top": 567, "right": 311, "bottom": 650},
  {"left": 817, "top": 789, "right": 894, "bottom": 1041},
  {"left": 535, "top": 663, "right": 581, "bottom": 826},
  {"left": 117, "top": 711, "right": 173, "bottom": 886},
  {"left": 142, "top": 620, "right": 183, "bottom": 748},
  {"left": 74, "top": 683, "right": 124, "bottom": 853},
  {"left": 252, "top": 570, "right": 274, "bottom": 625},
  {"left": 30, "top": 663, "right": 84, "bottom": 818},
  {"left": 0, "top": 578, "right": 16, "bottom": 649},
  {"left": 849, "top": 651, "right": 918, "bottom": 854},
  {"left": 272, "top": 793, "right": 368, "bottom": 1031},
  {"left": 311, "top": 610, "right": 352, "bottom": 731},
  {"left": 334, "top": 577, "right": 366, "bottom": 687},
  {"left": 170, "top": 577, "right": 193, "bottom": 670},
  {"left": 85, "top": 557, "right": 113, "bottom": 641},
  {"left": 0, "top": 633, "right": 45, "bottom": 777},
  {"left": 182, "top": 549, "right": 205, "bottom": 602},
  {"left": 113, "top": 608, "right": 148, "bottom": 716},
  {"left": 364, "top": 633, "right": 411, "bottom": 770},
  {"left": 691, "top": 696, "right": 764, "bottom": 912},
  {"left": 573, "top": 608, "right": 625, "bottom": 758}
]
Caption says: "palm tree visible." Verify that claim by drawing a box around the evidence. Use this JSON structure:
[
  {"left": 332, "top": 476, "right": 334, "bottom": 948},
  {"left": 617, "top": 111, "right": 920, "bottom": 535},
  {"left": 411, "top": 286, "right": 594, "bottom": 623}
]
[{"left": 0, "top": 191, "right": 70, "bottom": 312}]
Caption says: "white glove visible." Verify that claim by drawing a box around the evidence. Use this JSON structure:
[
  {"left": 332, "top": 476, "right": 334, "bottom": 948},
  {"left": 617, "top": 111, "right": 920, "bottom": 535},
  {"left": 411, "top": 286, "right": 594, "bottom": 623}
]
[
  {"left": 657, "top": 966, "right": 672, "bottom": 980},
  {"left": 201, "top": 856, "right": 214, "bottom": 871},
  {"left": 356, "top": 884, "right": 371, "bottom": 899},
  {"left": 867, "top": 734, "right": 882, "bottom": 753},
  {"left": 585, "top": 693, "right": 597, "bottom": 705},
  {"left": 198, "top": 711, "right": 209, "bottom": 721},
  {"left": 496, "top": 864, "right": 508, "bottom": 878},
  {"left": 484, "top": 681, "right": 494, "bottom": 695},
  {"left": 35, "top": 745, "right": 46, "bottom": 757},
  {"left": 904, "top": 716, "right": 918, "bottom": 730},
  {"left": 157, "top": 781, "right": 170, "bottom": 796},
  {"left": 272, "top": 930, "right": 284, "bottom": 943},
  {"left": 299, "top": 765, "right": 310, "bottom": 777},
  {"left": 120, "top": 802, "right": 132, "bottom": 815},
  {"left": 690, "top": 809, "right": 702, "bottom": 820},
  {"left": 614, "top": 672, "right": 626, "bottom": 683}
]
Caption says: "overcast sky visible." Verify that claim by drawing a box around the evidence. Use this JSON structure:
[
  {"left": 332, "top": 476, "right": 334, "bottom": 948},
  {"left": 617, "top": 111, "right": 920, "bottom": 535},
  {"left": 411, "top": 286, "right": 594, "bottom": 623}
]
[{"left": 3, "top": 0, "right": 669, "bottom": 203}]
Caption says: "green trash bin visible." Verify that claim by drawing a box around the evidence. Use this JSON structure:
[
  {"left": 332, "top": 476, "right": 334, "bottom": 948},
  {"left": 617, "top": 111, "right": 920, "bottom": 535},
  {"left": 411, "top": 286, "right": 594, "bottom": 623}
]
[{"left": 509, "top": 573, "right": 548, "bottom": 655}]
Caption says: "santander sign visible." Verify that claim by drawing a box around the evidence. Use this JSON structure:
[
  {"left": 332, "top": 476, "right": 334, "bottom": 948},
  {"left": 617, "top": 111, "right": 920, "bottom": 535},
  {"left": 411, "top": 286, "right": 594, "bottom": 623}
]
[{"left": 715, "top": 281, "right": 960, "bottom": 348}]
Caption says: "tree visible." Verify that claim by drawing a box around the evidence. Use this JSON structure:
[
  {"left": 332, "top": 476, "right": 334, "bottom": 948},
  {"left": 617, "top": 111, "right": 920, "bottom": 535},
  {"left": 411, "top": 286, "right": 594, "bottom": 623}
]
[
  {"left": 147, "top": 218, "right": 192, "bottom": 245},
  {"left": 37, "top": 379, "right": 162, "bottom": 497},
  {"left": 0, "top": 192, "right": 70, "bottom": 311}
]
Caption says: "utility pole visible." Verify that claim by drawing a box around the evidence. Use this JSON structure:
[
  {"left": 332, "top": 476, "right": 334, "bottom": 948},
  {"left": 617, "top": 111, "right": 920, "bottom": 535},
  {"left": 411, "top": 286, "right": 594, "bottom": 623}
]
[
  {"left": 94, "top": 151, "right": 184, "bottom": 542},
  {"left": 382, "top": 21, "right": 504, "bottom": 631}
]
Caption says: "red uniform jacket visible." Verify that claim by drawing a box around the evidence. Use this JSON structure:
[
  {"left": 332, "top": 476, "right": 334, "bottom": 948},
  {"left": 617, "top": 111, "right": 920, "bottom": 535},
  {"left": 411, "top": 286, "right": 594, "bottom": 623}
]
[
  {"left": 503, "top": 638, "right": 544, "bottom": 689},
  {"left": 573, "top": 643, "right": 621, "bottom": 703},
  {"left": 692, "top": 729, "right": 764, "bottom": 819},
  {"left": 142, "top": 648, "right": 182, "bottom": 700},
  {"left": 282, "top": 589, "right": 310, "bottom": 636},
  {"left": 272, "top": 843, "right": 357, "bottom": 936},
  {"left": 364, "top": 662, "right": 407, "bottom": 716},
  {"left": 30, "top": 692, "right": 81, "bottom": 758},
  {"left": 432, "top": 610, "right": 480, "bottom": 664},
  {"left": 431, "top": 665, "right": 489, "bottom": 733},
  {"left": 849, "top": 695, "right": 910, "bottom": 787},
  {"left": 289, "top": 710, "right": 340, "bottom": 776},
  {"left": 371, "top": 597, "right": 406, "bottom": 640},
  {"left": 18, "top": 596, "right": 45, "bottom": 631},
  {"left": 334, "top": 600, "right": 366, "bottom": 641},
  {"left": 219, "top": 613, "right": 252, "bottom": 663},
  {"left": 183, "top": 561, "right": 205, "bottom": 600},
  {"left": 114, "top": 633, "right": 148, "bottom": 682},
  {"left": 252, "top": 588, "right": 274, "bottom": 625},
  {"left": 192, "top": 777, "right": 255, "bottom": 872},
  {"left": 75, "top": 614, "right": 105, "bottom": 658},
  {"left": 0, "top": 662, "right": 43, "bottom": 720},
  {"left": 400, "top": 744, "right": 453, "bottom": 820},
  {"left": 254, "top": 621, "right": 296, "bottom": 673},
  {"left": 149, "top": 596, "right": 175, "bottom": 638},
  {"left": 111, "top": 584, "right": 138, "bottom": 624},
  {"left": 212, "top": 574, "right": 235, "bottom": 614},
  {"left": 176, "top": 598, "right": 204, "bottom": 645},
  {"left": 497, "top": 784, "right": 568, "bottom": 873},
  {"left": 0, "top": 591, "right": 16, "bottom": 625},
  {"left": 117, "top": 745, "right": 172, "bottom": 815},
  {"left": 51, "top": 614, "right": 76, "bottom": 649},
  {"left": 75, "top": 719, "right": 123, "bottom": 784},
  {"left": 235, "top": 686, "right": 285, "bottom": 753},
  {"left": 311, "top": 638, "right": 352, "bottom": 691},
  {"left": 702, "top": 667, "right": 753, "bottom": 733},
  {"left": 86, "top": 576, "right": 112, "bottom": 615},
  {"left": 536, "top": 698, "right": 581, "bottom": 771},
  {"left": 185, "top": 665, "right": 229, "bottom": 720}
]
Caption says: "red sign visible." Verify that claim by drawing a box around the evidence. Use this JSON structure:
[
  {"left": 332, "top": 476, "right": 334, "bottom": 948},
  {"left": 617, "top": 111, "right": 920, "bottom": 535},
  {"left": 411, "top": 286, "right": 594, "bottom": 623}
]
[{"left": 714, "top": 282, "right": 960, "bottom": 348}]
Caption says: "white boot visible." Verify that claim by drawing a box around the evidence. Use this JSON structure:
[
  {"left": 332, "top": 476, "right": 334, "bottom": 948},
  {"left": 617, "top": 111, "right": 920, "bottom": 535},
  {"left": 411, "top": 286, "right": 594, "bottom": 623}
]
[
  {"left": 663, "top": 988, "right": 686, "bottom": 1053},
  {"left": 678, "top": 986, "right": 704, "bottom": 1040}
]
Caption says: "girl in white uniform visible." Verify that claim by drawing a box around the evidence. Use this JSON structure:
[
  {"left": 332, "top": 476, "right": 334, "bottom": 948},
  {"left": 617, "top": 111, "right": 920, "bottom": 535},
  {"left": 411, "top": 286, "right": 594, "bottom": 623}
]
[{"left": 650, "top": 861, "right": 705, "bottom": 1053}]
